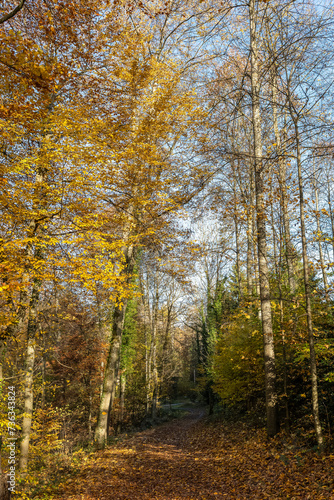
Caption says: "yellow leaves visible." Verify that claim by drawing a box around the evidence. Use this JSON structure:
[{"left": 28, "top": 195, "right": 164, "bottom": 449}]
[{"left": 0, "top": 0, "right": 205, "bottom": 335}]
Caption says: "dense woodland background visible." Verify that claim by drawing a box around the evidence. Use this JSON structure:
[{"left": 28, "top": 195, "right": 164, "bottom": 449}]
[{"left": 1, "top": 0, "right": 334, "bottom": 497}]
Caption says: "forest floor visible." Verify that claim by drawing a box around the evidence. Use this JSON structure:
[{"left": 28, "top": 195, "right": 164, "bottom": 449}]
[{"left": 50, "top": 407, "right": 334, "bottom": 500}]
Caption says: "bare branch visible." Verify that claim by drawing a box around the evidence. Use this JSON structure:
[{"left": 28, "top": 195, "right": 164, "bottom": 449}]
[{"left": 0, "top": 0, "right": 26, "bottom": 24}]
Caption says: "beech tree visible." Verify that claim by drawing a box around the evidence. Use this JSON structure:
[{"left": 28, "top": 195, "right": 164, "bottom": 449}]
[
  {"left": 1, "top": 0, "right": 334, "bottom": 490},
  {"left": 0, "top": 0, "right": 142, "bottom": 469}
]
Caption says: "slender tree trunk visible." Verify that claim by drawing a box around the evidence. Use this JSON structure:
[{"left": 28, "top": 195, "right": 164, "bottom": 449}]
[
  {"left": 141, "top": 273, "right": 152, "bottom": 416},
  {"left": 94, "top": 245, "right": 135, "bottom": 447},
  {"left": 313, "top": 169, "right": 329, "bottom": 302},
  {"left": 270, "top": 177, "right": 278, "bottom": 276},
  {"left": 291, "top": 115, "right": 324, "bottom": 452},
  {"left": 278, "top": 215, "right": 290, "bottom": 430},
  {"left": 232, "top": 164, "right": 242, "bottom": 297},
  {"left": 117, "top": 373, "right": 126, "bottom": 434},
  {"left": 151, "top": 276, "right": 159, "bottom": 420},
  {"left": 0, "top": 472, "right": 10, "bottom": 500},
  {"left": 326, "top": 171, "right": 334, "bottom": 264},
  {"left": 246, "top": 203, "right": 254, "bottom": 296},
  {"left": 19, "top": 318, "right": 37, "bottom": 470},
  {"left": 249, "top": 0, "right": 278, "bottom": 437},
  {"left": 145, "top": 325, "right": 151, "bottom": 415},
  {"left": 19, "top": 217, "right": 44, "bottom": 471},
  {"left": 18, "top": 279, "right": 39, "bottom": 472},
  {"left": 19, "top": 96, "right": 55, "bottom": 468},
  {"left": 252, "top": 205, "right": 260, "bottom": 297},
  {"left": 161, "top": 303, "right": 173, "bottom": 387},
  {"left": 271, "top": 69, "right": 296, "bottom": 292},
  {"left": 88, "top": 396, "right": 92, "bottom": 441},
  {"left": 1, "top": 185, "right": 43, "bottom": 473},
  {"left": 94, "top": 301, "right": 126, "bottom": 446},
  {"left": 151, "top": 340, "right": 158, "bottom": 420},
  {"left": 95, "top": 287, "right": 105, "bottom": 400}
]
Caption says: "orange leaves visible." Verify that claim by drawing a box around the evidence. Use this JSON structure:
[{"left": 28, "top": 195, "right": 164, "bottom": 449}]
[
  {"left": 50, "top": 410, "right": 334, "bottom": 500},
  {"left": 0, "top": 0, "right": 204, "bottom": 342}
]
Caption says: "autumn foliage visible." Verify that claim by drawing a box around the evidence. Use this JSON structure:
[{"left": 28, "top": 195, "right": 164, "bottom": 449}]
[{"left": 1, "top": 0, "right": 334, "bottom": 498}]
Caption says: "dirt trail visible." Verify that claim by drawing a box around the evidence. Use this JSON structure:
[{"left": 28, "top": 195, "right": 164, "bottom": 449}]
[{"left": 53, "top": 408, "right": 334, "bottom": 500}]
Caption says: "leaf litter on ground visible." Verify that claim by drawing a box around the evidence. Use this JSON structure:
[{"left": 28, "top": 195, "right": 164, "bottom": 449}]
[{"left": 50, "top": 408, "right": 334, "bottom": 500}]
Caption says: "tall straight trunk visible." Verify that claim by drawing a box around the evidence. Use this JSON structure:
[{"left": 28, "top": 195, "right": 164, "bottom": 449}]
[
  {"left": 290, "top": 114, "right": 324, "bottom": 451},
  {"left": 326, "top": 171, "right": 334, "bottom": 263},
  {"left": 99, "top": 306, "right": 123, "bottom": 440},
  {"left": 232, "top": 163, "right": 242, "bottom": 297},
  {"left": 150, "top": 274, "right": 159, "bottom": 420},
  {"left": 252, "top": 204, "right": 260, "bottom": 298},
  {"left": 95, "top": 301, "right": 126, "bottom": 446},
  {"left": 117, "top": 373, "right": 126, "bottom": 434},
  {"left": 278, "top": 214, "right": 290, "bottom": 430},
  {"left": 271, "top": 69, "right": 296, "bottom": 292},
  {"left": 19, "top": 172, "right": 46, "bottom": 470},
  {"left": 145, "top": 325, "right": 151, "bottom": 415},
  {"left": 270, "top": 176, "right": 278, "bottom": 276},
  {"left": 161, "top": 303, "right": 173, "bottom": 384},
  {"left": 107, "top": 351, "right": 121, "bottom": 438},
  {"left": 19, "top": 96, "right": 55, "bottom": 469},
  {"left": 19, "top": 284, "right": 39, "bottom": 470},
  {"left": 95, "top": 287, "right": 105, "bottom": 400},
  {"left": 141, "top": 272, "right": 152, "bottom": 416},
  {"left": 246, "top": 203, "right": 254, "bottom": 296},
  {"left": 313, "top": 170, "right": 329, "bottom": 301},
  {"left": 19, "top": 338, "right": 35, "bottom": 470},
  {"left": 88, "top": 378, "right": 93, "bottom": 441},
  {"left": 249, "top": 145, "right": 260, "bottom": 299},
  {"left": 249, "top": 0, "right": 278, "bottom": 437},
  {"left": 94, "top": 244, "right": 135, "bottom": 447},
  {"left": 151, "top": 338, "right": 158, "bottom": 420}
]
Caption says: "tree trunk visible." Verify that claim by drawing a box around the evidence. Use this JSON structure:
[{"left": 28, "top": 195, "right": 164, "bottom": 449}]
[
  {"left": 0, "top": 348, "right": 11, "bottom": 499},
  {"left": 145, "top": 325, "right": 151, "bottom": 416},
  {"left": 0, "top": 474, "right": 11, "bottom": 500},
  {"left": 291, "top": 114, "right": 324, "bottom": 452},
  {"left": 19, "top": 335, "right": 36, "bottom": 470},
  {"left": 94, "top": 245, "right": 135, "bottom": 447},
  {"left": 252, "top": 203, "right": 261, "bottom": 300},
  {"left": 278, "top": 215, "right": 290, "bottom": 430},
  {"left": 88, "top": 376, "right": 93, "bottom": 441},
  {"left": 18, "top": 98, "right": 54, "bottom": 469},
  {"left": 94, "top": 300, "right": 127, "bottom": 446},
  {"left": 150, "top": 274, "right": 159, "bottom": 420},
  {"left": 249, "top": 0, "right": 278, "bottom": 437},
  {"left": 19, "top": 267, "right": 41, "bottom": 471},
  {"left": 313, "top": 169, "right": 329, "bottom": 302},
  {"left": 326, "top": 171, "right": 334, "bottom": 263},
  {"left": 232, "top": 163, "right": 242, "bottom": 298},
  {"left": 246, "top": 203, "right": 254, "bottom": 296},
  {"left": 271, "top": 69, "right": 296, "bottom": 293},
  {"left": 117, "top": 373, "right": 126, "bottom": 434},
  {"left": 151, "top": 336, "right": 158, "bottom": 421}
]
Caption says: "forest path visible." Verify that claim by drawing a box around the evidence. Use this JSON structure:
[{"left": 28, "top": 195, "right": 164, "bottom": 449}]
[{"left": 53, "top": 408, "right": 334, "bottom": 500}]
